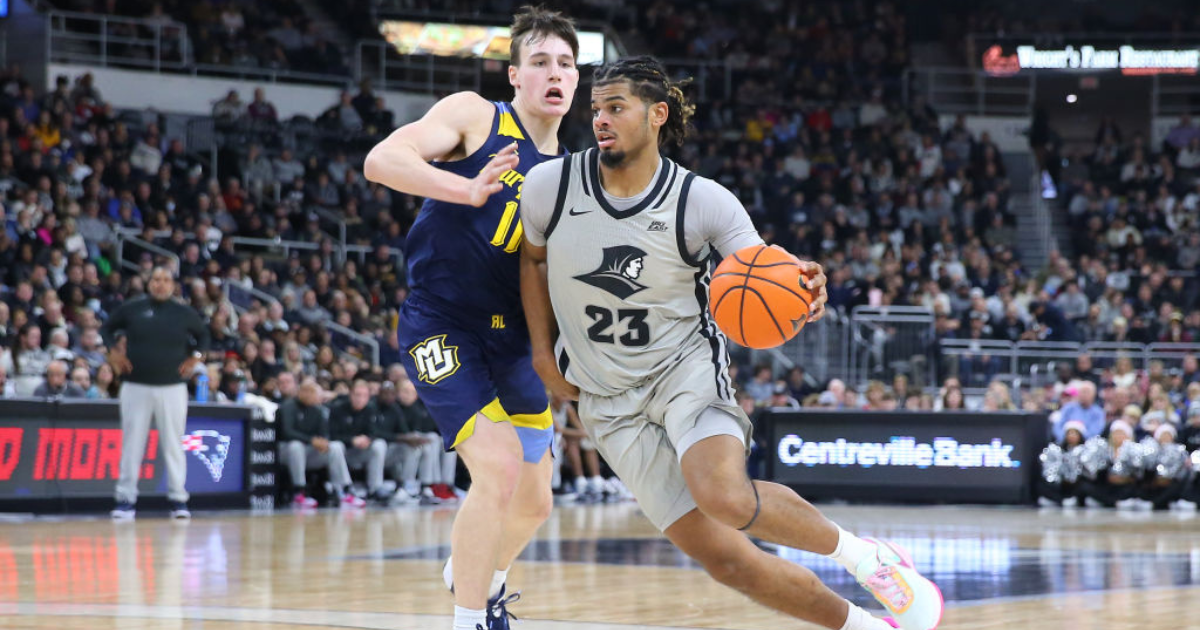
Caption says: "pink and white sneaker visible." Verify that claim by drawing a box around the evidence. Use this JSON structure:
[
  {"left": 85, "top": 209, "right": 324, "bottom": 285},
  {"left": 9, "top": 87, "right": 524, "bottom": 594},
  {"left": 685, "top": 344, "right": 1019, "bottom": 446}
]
[
  {"left": 292, "top": 494, "right": 318, "bottom": 508},
  {"left": 856, "top": 538, "right": 944, "bottom": 630},
  {"left": 340, "top": 494, "right": 366, "bottom": 509}
]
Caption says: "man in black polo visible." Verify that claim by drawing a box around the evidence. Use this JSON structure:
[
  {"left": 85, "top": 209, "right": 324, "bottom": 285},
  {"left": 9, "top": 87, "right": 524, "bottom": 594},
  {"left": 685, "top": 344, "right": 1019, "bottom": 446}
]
[
  {"left": 101, "top": 266, "right": 209, "bottom": 520},
  {"left": 327, "top": 379, "right": 384, "bottom": 506},
  {"left": 279, "top": 378, "right": 351, "bottom": 508},
  {"left": 374, "top": 380, "right": 433, "bottom": 503}
]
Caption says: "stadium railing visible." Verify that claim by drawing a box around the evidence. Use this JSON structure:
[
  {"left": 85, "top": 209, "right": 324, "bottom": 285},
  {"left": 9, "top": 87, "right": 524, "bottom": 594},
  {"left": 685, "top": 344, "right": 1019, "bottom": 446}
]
[
  {"left": 44, "top": 9, "right": 349, "bottom": 86},
  {"left": 901, "top": 66, "right": 1034, "bottom": 116},
  {"left": 222, "top": 281, "right": 381, "bottom": 367},
  {"left": 354, "top": 40, "right": 482, "bottom": 95},
  {"left": 939, "top": 338, "right": 1200, "bottom": 390},
  {"left": 113, "top": 231, "right": 181, "bottom": 274},
  {"left": 847, "top": 306, "right": 938, "bottom": 388},
  {"left": 46, "top": 9, "right": 191, "bottom": 73},
  {"left": 842, "top": 305, "right": 1200, "bottom": 388},
  {"left": 733, "top": 310, "right": 849, "bottom": 387}
]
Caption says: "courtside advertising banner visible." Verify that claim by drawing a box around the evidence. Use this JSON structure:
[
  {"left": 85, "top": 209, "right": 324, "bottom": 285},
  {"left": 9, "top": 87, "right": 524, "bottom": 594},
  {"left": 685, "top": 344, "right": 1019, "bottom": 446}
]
[
  {"left": 0, "top": 401, "right": 260, "bottom": 506},
  {"left": 766, "top": 411, "right": 1045, "bottom": 503}
]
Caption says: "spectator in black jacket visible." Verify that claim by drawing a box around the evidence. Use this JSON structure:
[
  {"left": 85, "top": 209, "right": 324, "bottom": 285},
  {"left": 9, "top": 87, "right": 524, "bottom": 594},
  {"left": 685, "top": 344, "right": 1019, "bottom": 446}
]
[
  {"left": 375, "top": 380, "right": 435, "bottom": 503},
  {"left": 278, "top": 378, "right": 354, "bottom": 508},
  {"left": 328, "top": 379, "right": 386, "bottom": 503},
  {"left": 397, "top": 376, "right": 459, "bottom": 502}
]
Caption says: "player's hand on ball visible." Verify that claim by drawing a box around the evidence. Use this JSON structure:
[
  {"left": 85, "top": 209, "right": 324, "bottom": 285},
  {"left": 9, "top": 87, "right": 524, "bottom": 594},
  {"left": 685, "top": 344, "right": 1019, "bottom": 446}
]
[
  {"left": 796, "top": 260, "right": 828, "bottom": 322},
  {"left": 467, "top": 142, "right": 520, "bottom": 207},
  {"left": 767, "top": 245, "right": 828, "bottom": 322}
]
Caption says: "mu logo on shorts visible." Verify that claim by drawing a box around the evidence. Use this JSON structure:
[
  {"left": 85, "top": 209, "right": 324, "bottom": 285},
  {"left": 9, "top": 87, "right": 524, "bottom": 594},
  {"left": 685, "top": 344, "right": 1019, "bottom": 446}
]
[
  {"left": 574, "top": 245, "right": 649, "bottom": 299},
  {"left": 410, "top": 334, "right": 461, "bottom": 384}
]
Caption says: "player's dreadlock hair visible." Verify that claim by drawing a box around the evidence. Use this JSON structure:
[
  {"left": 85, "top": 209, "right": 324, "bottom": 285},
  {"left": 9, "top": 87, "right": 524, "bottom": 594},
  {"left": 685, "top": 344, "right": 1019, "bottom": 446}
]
[
  {"left": 593, "top": 55, "right": 695, "bottom": 146},
  {"left": 510, "top": 5, "right": 579, "bottom": 66}
]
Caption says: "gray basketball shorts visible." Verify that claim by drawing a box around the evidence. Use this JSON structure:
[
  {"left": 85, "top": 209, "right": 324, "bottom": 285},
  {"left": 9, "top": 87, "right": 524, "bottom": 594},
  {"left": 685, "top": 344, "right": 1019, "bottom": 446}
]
[{"left": 577, "top": 344, "right": 752, "bottom": 531}]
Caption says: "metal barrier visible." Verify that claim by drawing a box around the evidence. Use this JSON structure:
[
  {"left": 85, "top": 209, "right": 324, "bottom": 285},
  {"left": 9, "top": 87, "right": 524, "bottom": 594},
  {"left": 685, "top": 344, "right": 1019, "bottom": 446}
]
[
  {"left": 185, "top": 118, "right": 218, "bottom": 177},
  {"left": 847, "top": 306, "right": 936, "bottom": 388},
  {"left": 46, "top": 9, "right": 190, "bottom": 72},
  {"left": 355, "top": 40, "right": 481, "bottom": 94},
  {"left": 229, "top": 234, "right": 376, "bottom": 267},
  {"left": 1152, "top": 73, "right": 1200, "bottom": 118},
  {"left": 901, "top": 66, "right": 1035, "bottom": 116},
  {"left": 224, "top": 282, "right": 280, "bottom": 312},
  {"left": 1029, "top": 168, "right": 1054, "bottom": 268},
  {"left": 44, "top": 9, "right": 350, "bottom": 85},
  {"left": 937, "top": 337, "right": 1200, "bottom": 389},
  {"left": 222, "top": 282, "right": 381, "bottom": 367},
  {"left": 114, "top": 232, "right": 180, "bottom": 274},
  {"left": 739, "top": 310, "right": 848, "bottom": 386},
  {"left": 937, "top": 338, "right": 1014, "bottom": 389},
  {"left": 324, "top": 321, "right": 381, "bottom": 367},
  {"left": 229, "top": 236, "right": 323, "bottom": 260}
]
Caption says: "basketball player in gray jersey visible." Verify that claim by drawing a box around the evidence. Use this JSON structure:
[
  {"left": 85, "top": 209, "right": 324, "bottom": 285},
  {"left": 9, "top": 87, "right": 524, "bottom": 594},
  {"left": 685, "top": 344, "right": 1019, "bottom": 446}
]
[{"left": 520, "top": 57, "right": 944, "bottom": 630}]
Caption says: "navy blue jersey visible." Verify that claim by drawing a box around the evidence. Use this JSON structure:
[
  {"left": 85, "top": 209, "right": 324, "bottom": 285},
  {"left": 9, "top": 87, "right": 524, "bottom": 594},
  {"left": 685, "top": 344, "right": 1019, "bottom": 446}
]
[{"left": 404, "top": 101, "right": 565, "bottom": 327}]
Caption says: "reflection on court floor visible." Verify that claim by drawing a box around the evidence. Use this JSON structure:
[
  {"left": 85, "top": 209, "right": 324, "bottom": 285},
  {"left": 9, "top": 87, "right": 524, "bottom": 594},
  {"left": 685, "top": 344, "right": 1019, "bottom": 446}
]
[{"left": 0, "top": 504, "right": 1196, "bottom": 630}]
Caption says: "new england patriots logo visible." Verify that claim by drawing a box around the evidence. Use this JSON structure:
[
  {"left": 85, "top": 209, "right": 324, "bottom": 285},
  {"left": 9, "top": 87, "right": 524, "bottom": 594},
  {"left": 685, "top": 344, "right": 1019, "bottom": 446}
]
[
  {"left": 181, "top": 430, "right": 232, "bottom": 482},
  {"left": 574, "top": 245, "right": 648, "bottom": 299}
]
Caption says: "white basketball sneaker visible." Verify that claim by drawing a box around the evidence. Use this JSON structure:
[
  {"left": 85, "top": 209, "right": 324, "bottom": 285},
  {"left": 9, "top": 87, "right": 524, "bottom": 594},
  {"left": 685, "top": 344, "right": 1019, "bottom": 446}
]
[{"left": 856, "top": 538, "right": 943, "bottom": 630}]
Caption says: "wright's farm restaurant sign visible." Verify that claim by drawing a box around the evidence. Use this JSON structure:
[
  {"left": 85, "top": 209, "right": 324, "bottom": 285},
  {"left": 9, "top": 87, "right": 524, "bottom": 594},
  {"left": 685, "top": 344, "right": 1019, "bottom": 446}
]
[{"left": 983, "top": 44, "right": 1200, "bottom": 76}]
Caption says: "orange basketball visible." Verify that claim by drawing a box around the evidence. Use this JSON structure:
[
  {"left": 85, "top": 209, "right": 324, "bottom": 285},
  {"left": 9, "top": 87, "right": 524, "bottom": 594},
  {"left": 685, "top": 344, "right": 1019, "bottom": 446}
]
[{"left": 709, "top": 244, "right": 813, "bottom": 349}]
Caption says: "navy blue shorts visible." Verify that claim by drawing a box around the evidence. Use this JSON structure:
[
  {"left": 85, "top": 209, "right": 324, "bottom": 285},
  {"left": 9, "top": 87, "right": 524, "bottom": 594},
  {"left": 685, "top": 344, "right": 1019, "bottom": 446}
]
[{"left": 397, "top": 300, "right": 552, "bottom": 464}]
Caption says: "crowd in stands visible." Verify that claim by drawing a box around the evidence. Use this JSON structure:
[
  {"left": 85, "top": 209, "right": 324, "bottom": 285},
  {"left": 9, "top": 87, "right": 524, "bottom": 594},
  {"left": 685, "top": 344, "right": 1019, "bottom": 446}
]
[
  {"left": 49, "top": 0, "right": 348, "bottom": 77},
  {"left": 0, "top": 64, "right": 615, "bottom": 505},
  {"left": 0, "top": 64, "right": 403, "bottom": 404},
  {"left": 8, "top": 0, "right": 1200, "bottom": 506}
]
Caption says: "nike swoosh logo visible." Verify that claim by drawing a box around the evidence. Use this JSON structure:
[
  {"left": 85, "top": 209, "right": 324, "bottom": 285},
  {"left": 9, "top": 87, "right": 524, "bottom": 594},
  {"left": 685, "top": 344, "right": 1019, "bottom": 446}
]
[{"left": 568, "top": 208, "right": 592, "bottom": 216}]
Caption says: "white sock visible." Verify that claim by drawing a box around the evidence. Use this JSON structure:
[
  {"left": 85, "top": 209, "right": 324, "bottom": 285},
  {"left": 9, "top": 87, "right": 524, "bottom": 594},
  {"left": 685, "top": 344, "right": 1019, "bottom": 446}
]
[
  {"left": 574, "top": 476, "right": 587, "bottom": 492},
  {"left": 590, "top": 476, "right": 605, "bottom": 493},
  {"left": 453, "top": 605, "right": 486, "bottom": 630},
  {"left": 443, "top": 557, "right": 508, "bottom": 599},
  {"left": 489, "top": 567, "right": 508, "bottom": 598},
  {"left": 827, "top": 525, "right": 878, "bottom": 575},
  {"left": 840, "top": 602, "right": 894, "bottom": 630}
]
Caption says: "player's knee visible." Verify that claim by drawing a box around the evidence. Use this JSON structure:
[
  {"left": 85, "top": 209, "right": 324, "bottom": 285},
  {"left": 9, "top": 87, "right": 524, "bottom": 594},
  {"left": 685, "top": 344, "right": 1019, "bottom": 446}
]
[
  {"left": 700, "top": 551, "right": 755, "bottom": 592},
  {"left": 371, "top": 439, "right": 387, "bottom": 456},
  {"left": 286, "top": 441, "right": 304, "bottom": 457},
  {"left": 691, "top": 479, "right": 756, "bottom": 529},
  {"left": 465, "top": 449, "right": 524, "bottom": 503},
  {"left": 525, "top": 483, "right": 554, "bottom": 523}
]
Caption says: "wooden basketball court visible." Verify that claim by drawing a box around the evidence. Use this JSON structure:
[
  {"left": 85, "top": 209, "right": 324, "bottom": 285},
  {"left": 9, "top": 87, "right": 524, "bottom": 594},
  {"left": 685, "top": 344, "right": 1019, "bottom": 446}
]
[{"left": 0, "top": 503, "right": 1197, "bottom": 629}]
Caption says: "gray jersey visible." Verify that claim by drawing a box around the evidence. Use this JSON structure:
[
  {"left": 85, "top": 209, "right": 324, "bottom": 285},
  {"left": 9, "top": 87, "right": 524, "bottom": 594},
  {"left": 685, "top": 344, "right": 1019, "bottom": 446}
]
[{"left": 523, "top": 149, "right": 761, "bottom": 397}]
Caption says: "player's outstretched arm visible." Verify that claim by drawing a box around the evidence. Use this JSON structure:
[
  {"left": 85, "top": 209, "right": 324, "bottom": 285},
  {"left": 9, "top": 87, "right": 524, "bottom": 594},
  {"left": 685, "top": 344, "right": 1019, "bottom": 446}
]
[
  {"left": 520, "top": 239, "right": 579, "bottom": 400},
  {"left": 363, "top": 91, "right": 519, "bottom": 207}
]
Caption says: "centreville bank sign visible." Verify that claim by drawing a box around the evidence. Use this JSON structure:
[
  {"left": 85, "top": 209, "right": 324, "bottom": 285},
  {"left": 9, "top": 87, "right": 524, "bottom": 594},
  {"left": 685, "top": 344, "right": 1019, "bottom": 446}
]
[{"left": 982, "top": 44, "right": 1200, "bottom": 76}]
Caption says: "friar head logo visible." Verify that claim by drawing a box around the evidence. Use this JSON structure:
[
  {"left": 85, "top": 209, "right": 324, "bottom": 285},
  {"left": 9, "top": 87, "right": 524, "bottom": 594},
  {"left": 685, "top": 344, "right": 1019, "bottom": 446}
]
[{"left": 574, "top": 245, "right": 648, "bottom": 299}]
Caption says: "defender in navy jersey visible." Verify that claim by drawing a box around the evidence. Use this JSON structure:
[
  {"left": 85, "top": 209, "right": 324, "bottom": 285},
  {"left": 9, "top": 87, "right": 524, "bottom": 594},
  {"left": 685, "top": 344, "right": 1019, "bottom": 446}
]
[{"left": 363, "top": 7, "right": 580, "bottom": 630}]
